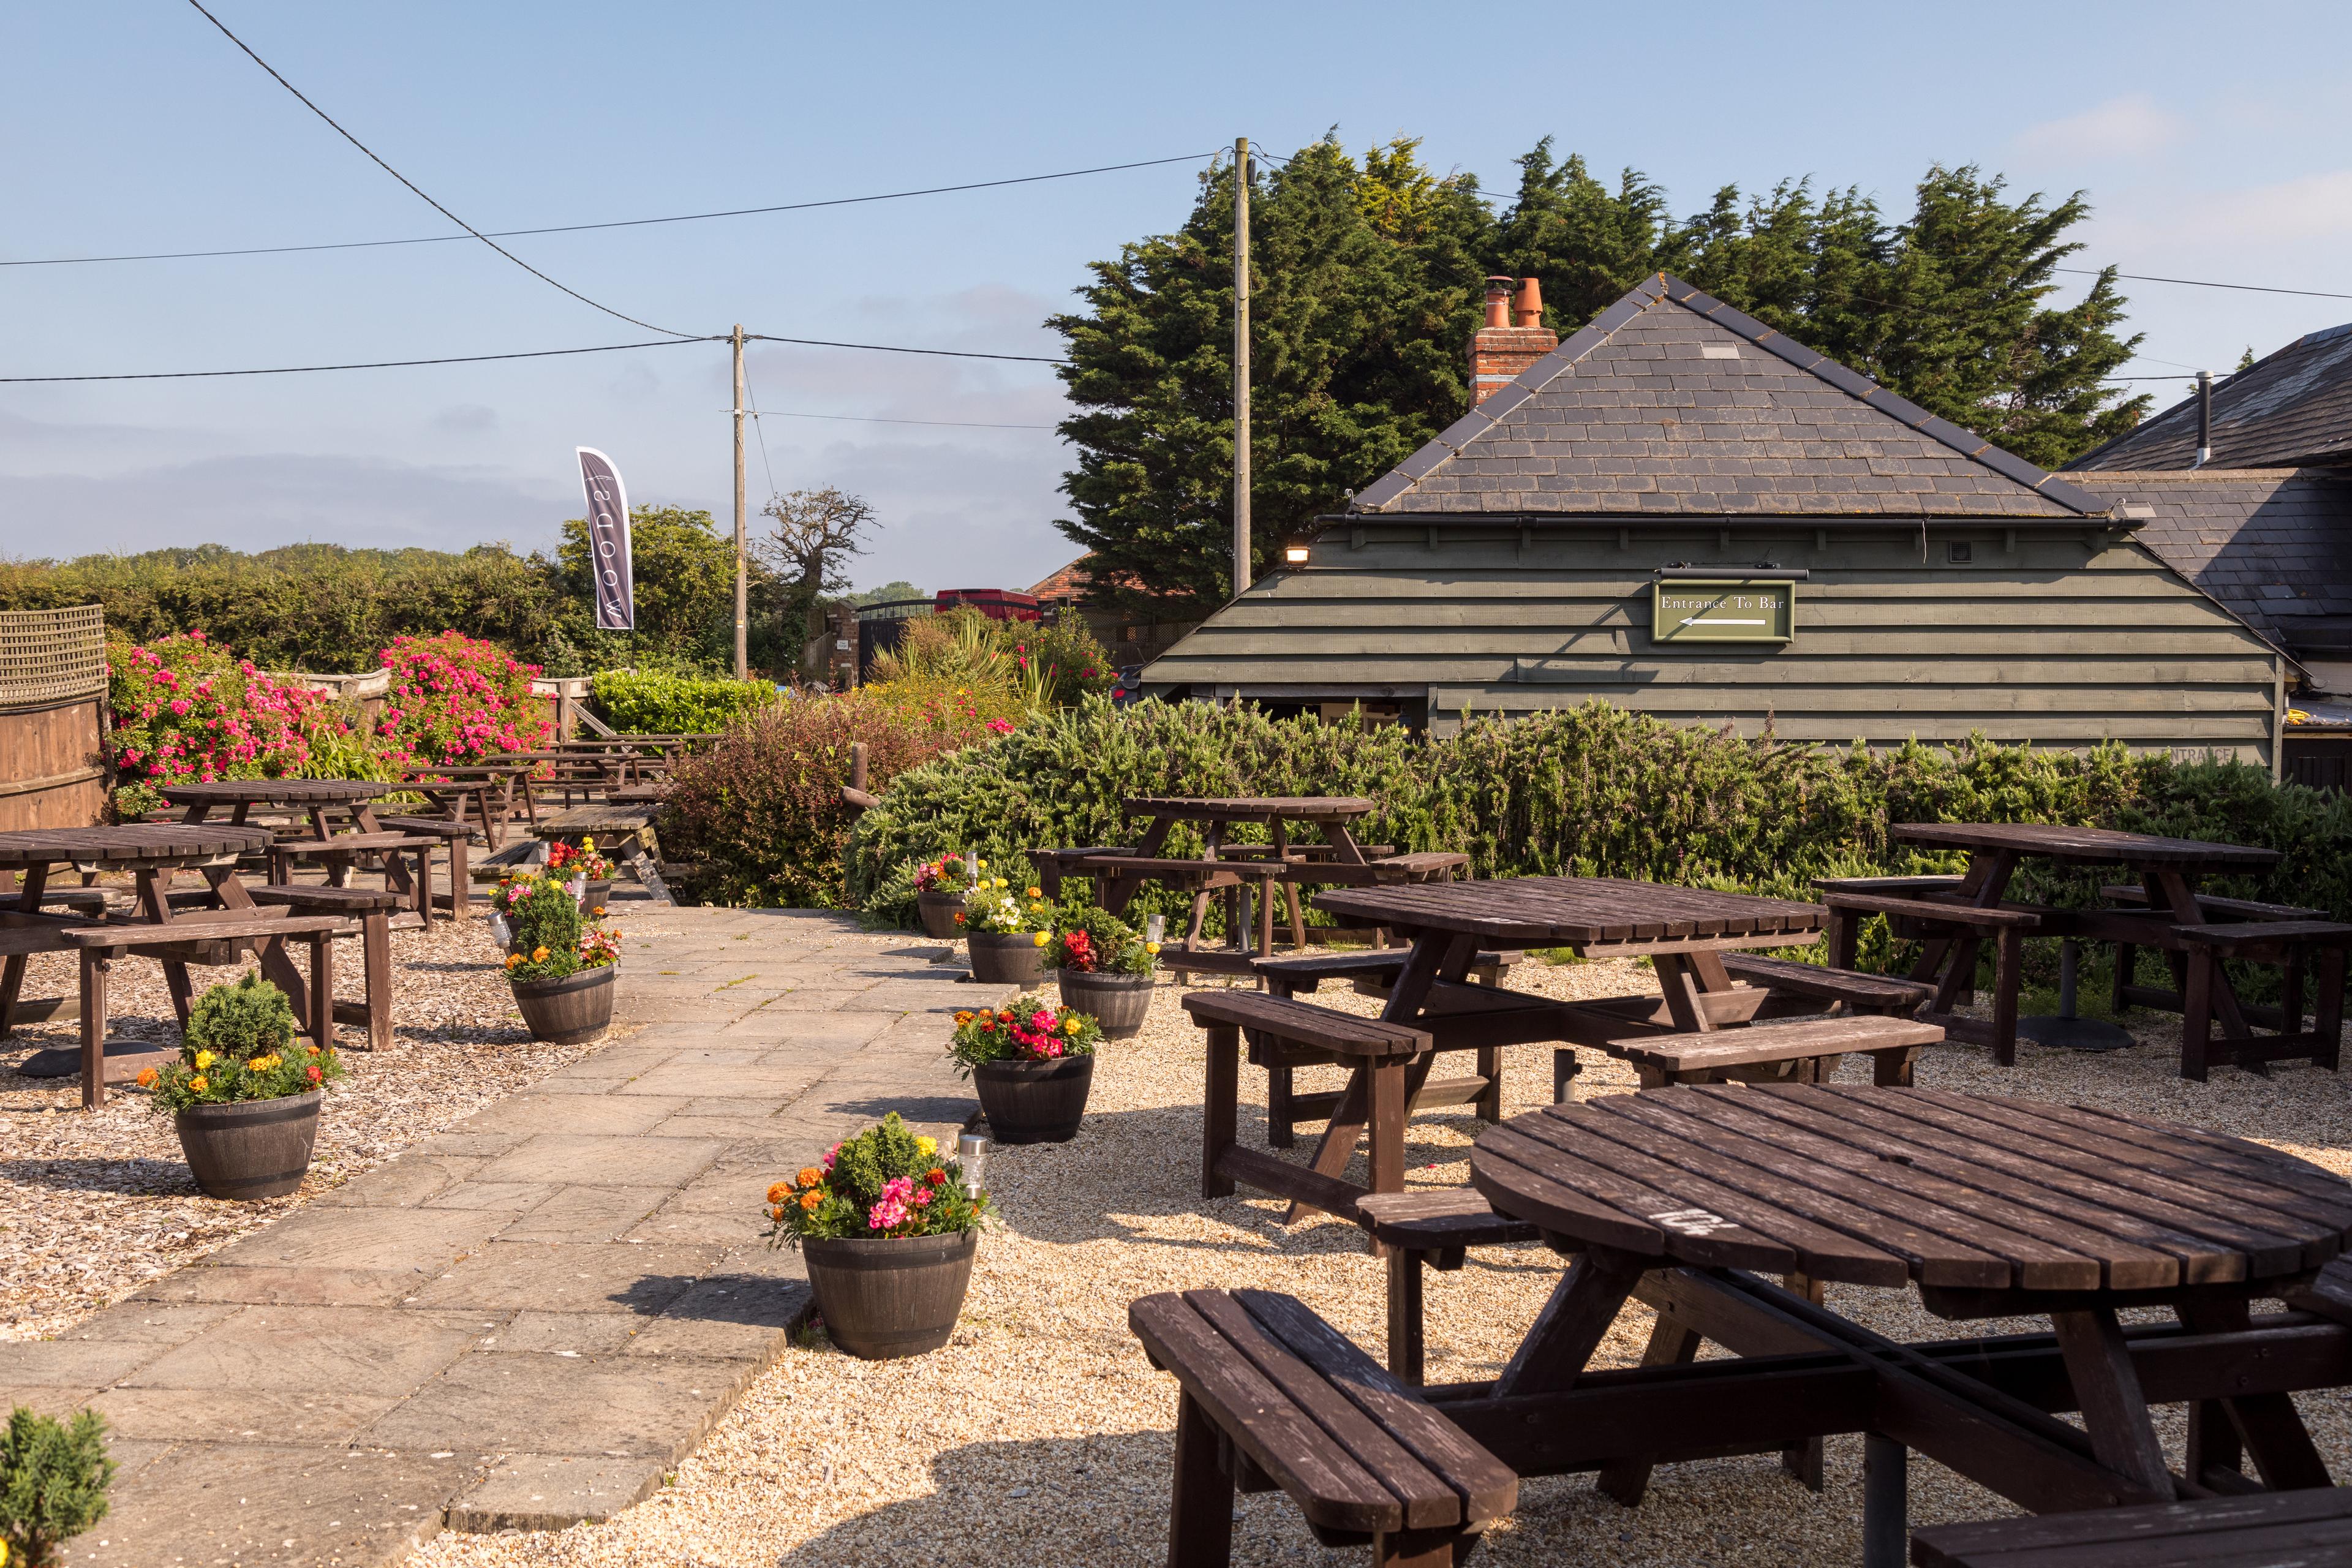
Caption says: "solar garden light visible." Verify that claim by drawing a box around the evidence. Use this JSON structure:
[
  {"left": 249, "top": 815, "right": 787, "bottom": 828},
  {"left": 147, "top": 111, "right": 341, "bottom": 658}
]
[
  {"left": 1145, "top": 914, "right": 1166, "bottom": 943},
  {"left": 957, "top": 1131, "right": 989, "bottom": 1199}
]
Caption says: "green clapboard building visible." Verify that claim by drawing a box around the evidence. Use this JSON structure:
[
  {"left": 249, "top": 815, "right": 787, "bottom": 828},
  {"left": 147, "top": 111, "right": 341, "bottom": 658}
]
[{"left": 1142, "top": 273, "right": 2291, "bottom": 765}]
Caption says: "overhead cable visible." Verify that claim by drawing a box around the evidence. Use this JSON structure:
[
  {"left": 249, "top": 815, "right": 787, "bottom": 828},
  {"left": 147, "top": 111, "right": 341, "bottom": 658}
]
[
  {"left": 0, "top": 337, "right": 715, "bottom": 382},
  {"left": 183, "top": 0, "right": 697, "bottom": 337},
  {"left": 4, "top": 151, "right": 1221, "bottom": 268},
  {"left": 2056, "top": 266, "right": 2352, "bottom": 303}
]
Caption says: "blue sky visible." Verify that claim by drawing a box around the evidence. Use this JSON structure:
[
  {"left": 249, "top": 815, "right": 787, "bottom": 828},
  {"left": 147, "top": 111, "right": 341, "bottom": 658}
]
[{"left": 7, "top": 1, "right": 2350, "bottom": 593}]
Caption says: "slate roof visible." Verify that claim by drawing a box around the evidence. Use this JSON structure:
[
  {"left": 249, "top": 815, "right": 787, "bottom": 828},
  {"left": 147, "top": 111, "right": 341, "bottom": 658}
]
[
  {"left": 2068, "top": 469, "right": 2352, "bottom": 656},
  {"left": 2069, "top": 323, "right": 2352, "bottom": 472},
  {"left": 1351, "top": 273, "right": 2106, "bottom": 519}
]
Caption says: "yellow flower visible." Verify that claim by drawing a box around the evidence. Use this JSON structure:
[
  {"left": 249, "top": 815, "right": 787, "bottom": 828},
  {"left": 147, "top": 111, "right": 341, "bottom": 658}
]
[
  {"left": 992, "top": 877, "right": 1007, "bottom": 888},
  {"left": 194, "top": 1050, "right": 214, "bottom": 1070},
  {"left": 1031, "top": 931, "right": 1049, "bottom": 947},
  {"left": 1065, "top": 1017, "right": 1081, "bottom": 1035},
  {"left": 916, "top": 1136, "right": 938, "bottom": 1157},
  {"left": 1145, "top": 941, "right": 1162, "bottom": 956},
  {"left": 974, "top": 857, "right": 985, "bottom": 867},
  {"left": 582, "top": 837, "right": 597, "bottom": 851},
  {"left": 188, "top": 1076, "right": 209, "bottom": 1094}
]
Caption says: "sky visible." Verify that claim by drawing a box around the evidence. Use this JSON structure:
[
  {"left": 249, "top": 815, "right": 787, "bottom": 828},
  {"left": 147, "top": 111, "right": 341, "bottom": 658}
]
[{"left": 7, "top": 1, "right": 2351, "bottom": 595}]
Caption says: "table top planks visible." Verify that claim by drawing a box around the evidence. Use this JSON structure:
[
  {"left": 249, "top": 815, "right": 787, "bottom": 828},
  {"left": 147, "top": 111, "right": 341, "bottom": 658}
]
[
  {"left": 1314, "top": 876, "right": 1826, "bottom": 947},
  {"left": 1469, "top": 1086, "right": 2352, "bottom": 1298},
  {"left": 0, "top": 823, "right": 274, "bottom": 869},
  {"left": 1910, "top": 1487, "right": 2352, "bottom": 1568},
  {"left": 1893, "top": 821, "right": 2281, "bottom": 870},
  {"left": 1124, "top": 794, "right": 1374, "bottom": 823},
  {"left": 159, "top": 779, "right": 391, "bottom": 807}
]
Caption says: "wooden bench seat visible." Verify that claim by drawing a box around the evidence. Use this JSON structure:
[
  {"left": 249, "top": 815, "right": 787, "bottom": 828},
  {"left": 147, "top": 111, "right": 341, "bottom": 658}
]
[
  {"left": 1129, "top": 1287, "right": 1515, "bottom": 1566},
  {"left": 1027, "top": 845, "right": 1137, "bottom": 899},
  {"left": 271, "top": 832, "right": 443, "bottom": 924},
  {"left": 251, "top": 886, "right": 402, "bottom": 1052},
  {"left": 1912, "top": 1487, "right": 2352, "bottom": 1568},
  {"left": 2171, "top": 920, "right": 2352, "bottom": 1081},
  {"left": 1252, "top": 949, "right": 1520, "bottom": 1147},
  {"left": 2099, "top": 883, "right": 2326, "bottom": 922},
  {"left": 1366, "top": 851, "right": 1469, "bottom": 881},
  {"left": 1815, "top": 886, "right": 2040, "bottom": 1061},
  {"left": 1716, "top": 952, "right": 1935, "bottom": 1016},
  {"left": 377, "top": 815, "right": 475, "bottom": 916},
  {"left": 1355, "top": 1191, "right": 1538, "bottom": 1385},
  {"left": 1614, "top": 1014, "right": 1945, "bottom": 1088}
]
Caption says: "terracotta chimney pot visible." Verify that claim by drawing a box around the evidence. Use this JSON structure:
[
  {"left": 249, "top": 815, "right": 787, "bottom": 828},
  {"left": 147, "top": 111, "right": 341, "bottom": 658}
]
[
  {"left": 1512, "top": 277, "right": 1543, "bottom": 328},
  {"left": 1483, "top": 276, "right": 1513, "bottom": 330}
]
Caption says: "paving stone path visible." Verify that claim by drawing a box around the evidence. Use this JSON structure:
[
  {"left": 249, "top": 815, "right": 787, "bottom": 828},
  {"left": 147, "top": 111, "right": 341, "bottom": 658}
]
[{"left": 0, "top": 908, "right": 984, "bottom": 1567}]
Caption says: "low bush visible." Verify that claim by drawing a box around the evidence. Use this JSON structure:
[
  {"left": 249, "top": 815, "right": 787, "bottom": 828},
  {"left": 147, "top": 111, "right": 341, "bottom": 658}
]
[
  {"left": 846, "top": 697, "right": 2352, "bottom": 938},
  {"left": 107, "top": 631, "right": 355, "bottom": 816},
  {"left": 373, "top": 632, "right": 550, "bottom": 768},
  {"left": 660, "top": 689, "right": 1004, "bottom": 908},
  {"left": 869, "top": 606, "right": 1114, "bottom": 709},
  {"left": 0, "top": 1405, "right": 115, "bottom": 1567},
  {"left": 587, "top": 668, "right": 777, "bottom": 735}
]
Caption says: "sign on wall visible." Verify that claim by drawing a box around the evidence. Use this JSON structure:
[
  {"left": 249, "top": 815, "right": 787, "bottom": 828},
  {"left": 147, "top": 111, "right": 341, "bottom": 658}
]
[{"left": 1651, "top": 579, "right": 1795, "bottom": 644}]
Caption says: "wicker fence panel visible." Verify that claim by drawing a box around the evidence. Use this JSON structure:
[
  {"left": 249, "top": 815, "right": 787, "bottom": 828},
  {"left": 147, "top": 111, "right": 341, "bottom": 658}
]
[{"left": 0, "top": 603, "right": 107, "bottom": 710}]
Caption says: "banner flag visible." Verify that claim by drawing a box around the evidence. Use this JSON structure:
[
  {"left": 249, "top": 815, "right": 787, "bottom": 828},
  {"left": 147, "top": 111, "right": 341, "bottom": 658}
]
[{"left": 576, "top": 447, "right": 635, "bottom": 631}]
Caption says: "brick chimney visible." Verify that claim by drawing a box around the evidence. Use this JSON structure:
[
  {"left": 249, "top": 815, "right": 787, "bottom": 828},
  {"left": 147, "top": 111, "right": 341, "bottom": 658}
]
[{"left": 1468, "top": 276, "right": 1558, "bottom": 405}]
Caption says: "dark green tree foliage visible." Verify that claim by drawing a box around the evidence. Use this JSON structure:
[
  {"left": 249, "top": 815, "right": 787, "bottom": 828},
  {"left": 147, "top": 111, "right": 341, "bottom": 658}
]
[
  {"left": 552, "top": 505, "right": 789, "bottom": 676},
  {"left": 0, "top": 1406, "right": 115, "bottom": 1567},
  {"left": 1054, "top": 140, "right": 2150, "bottom": 610},
  {"left": 1052, "top": 137, "right": 1491, "bottom": 611}
]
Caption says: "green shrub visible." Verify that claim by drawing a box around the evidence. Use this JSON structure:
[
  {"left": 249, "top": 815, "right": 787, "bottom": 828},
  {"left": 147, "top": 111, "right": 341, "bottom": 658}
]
[
  {"left": 0, "top": 1406, "right": 115, "bottom": 1566},
  {"left": 660, "top": 690, "right": 1006, "bottom": 908},
  {"left": 186, "top": 970, "right": 295, "bottom": 1057},
  {"left": 846, "top": 698, "right": 2352, "bottom": 940},
  {"left": 587, "top": 669, "right": 778, "bottom": 734}
]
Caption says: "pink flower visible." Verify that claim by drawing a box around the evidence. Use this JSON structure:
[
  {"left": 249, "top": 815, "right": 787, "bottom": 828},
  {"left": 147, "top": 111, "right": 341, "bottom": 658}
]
[{"left": 986, "top": 718, "right": 1013, "bottom": 734}]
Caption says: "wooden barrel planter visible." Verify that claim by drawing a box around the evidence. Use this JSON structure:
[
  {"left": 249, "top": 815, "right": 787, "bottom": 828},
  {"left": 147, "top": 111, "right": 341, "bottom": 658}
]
[
  {"left": 512, "top": 964, "right": 617, "bottom": 1044},
  {"left": 581, "top": 878, "right": 612, "bottom": 910},
  {"left": 1056, "top": 970, "right": 1153, "bottom": 1038},
  {"left": 973, "top": 1054, "right": 1095, "bottom": 1144},
  {"left": 967, "top": 932, "right": 1049, "bottom": 988},
  {"left": 176, "top": 1089, "right": 323, "bottom": 1200},
  {"left": 802, "top": 1229, "right": 978, "bottom": 1359},
  {"left": 916, "top": 889, "right": 966, "bottom": 940}
]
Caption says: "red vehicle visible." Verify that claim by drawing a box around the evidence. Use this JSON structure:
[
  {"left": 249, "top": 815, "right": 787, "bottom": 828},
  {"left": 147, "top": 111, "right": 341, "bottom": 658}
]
[{"left": 933, "top": 588, "right": 1041, "bottom": 623}]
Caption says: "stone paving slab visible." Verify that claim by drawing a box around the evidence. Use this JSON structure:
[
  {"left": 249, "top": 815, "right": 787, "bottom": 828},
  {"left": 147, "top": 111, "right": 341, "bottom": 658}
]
[{"left": 32, "top": 910, "right": 987, "bottom": 1566}]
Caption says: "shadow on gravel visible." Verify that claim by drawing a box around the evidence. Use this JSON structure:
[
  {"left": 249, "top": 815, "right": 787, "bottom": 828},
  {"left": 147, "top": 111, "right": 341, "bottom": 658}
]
[
  {"left": 822, "top": 1093, "right": 979, "bottom": 1127},
  {"left": 0, "top": 1156, "right": 197, "bottom": 1196}
]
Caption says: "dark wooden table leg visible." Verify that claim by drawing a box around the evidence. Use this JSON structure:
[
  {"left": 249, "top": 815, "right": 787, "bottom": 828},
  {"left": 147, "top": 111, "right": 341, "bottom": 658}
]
[
  {"left": 306, "top": 930, "right": 334, "bottom": 1046},
  {"left": 2050, "top": 1306, "right": 2175, "bottom": 1497},
  {"left": 1387, "top": 1247, "right": 1426, "bottom": 1385},
  {"left": 78, "top": 951, "right": 110, "bottom": 1110},
  {"left": 1780, "top": 1272, "right": 1828, "bottom": 1490},
  {"left": 1654, "top": 954, "right": 1713, "bottom": 1033},
  {"left": 1202, "top": 1021, "right": 1238, "bottom": 1199},
  {"left": 1368, "top": 1056, "right": 1406, "bottom": 1195},
  {"left": 0, "top": 862, "right": 48, "bottom": 1037},
  {"left": 1495, "top": 1246, "right": 1646, "bottom": 1397},
  {"left": 1168, "top": 1392, "right": 1234, "bottom": 1568},
  {"left": 2179, "top": 1297, "right": 2331, "bottom": 1491},
  {"left": 1595, "top": 1313, "right": 1701, "bottom": 1506}
]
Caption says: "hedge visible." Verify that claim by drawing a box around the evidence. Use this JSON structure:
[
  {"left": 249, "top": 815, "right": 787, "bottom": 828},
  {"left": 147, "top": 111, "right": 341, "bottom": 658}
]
[
  {"left": 845, "top": 698, "right": 2352, "bottom": 939},
  {"left": 587, "top": 669, "right": 779, "bottom": 735}
]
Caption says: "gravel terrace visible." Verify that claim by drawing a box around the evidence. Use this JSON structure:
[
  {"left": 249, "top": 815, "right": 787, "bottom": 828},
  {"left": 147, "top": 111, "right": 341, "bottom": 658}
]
[{"left": 406, "top": 949, "right": 2352, "bottom": 1568}]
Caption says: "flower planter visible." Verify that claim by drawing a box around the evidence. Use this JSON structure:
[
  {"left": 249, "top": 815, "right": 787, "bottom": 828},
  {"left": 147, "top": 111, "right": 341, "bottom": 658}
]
[
  {"left": 580, "top": 878, "right": 612, "bottom": 911},
  {"left": 1055, "top": 969, "right": 1153, "bottom": 1038},
  {"left": 175, "top": 1089, "right": 323, "bottom": 1201},
  {"left": 511, "top": 963, "right": 617, "bottom": 1044},
  {"left": 973, "top": 1054, "right": 1095, "bottom": 1144},
  {"left": 967, "top": 932, "right": 1049, "bottom": 988},
  {"left": 802, "top": 1229, "right": 978, "bottom": 1360},
  {"left": 916, "top": 889, "right": 967, "bottom": 941}
]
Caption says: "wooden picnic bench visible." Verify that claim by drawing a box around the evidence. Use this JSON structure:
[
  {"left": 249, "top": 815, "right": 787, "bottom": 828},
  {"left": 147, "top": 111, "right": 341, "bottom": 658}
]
[
  {"left": 1910, "top": 1488, "right": 2352, "bottom": 1568},
  {"left": 1354, "top": 1191, "right": 1538, "bottom": 1386},
  {"left": 1185, "top": 989, "right": 1437, "bottom": 1223},
  {"left": 1250, "top": 949, "right": 1522, "bottom": 1147},
  {"left": 268, "top": 831, "right": 441, "bottom": 926},
  {"left": 249, "top": 884, "right": 402, "bottom": 1053},
  {"left": 1614, "top": 1014, "right": 1945, "bottom": 1088},
  {"left": 1714, "top": 952, "right": 1936, "bottom": 1017},
  {"left": 2177, "top": 921, "right": 2352, "bottom": 1081},
  {"left": 1128, "top": 1286, "right": 1517, "bottom": 1567}
]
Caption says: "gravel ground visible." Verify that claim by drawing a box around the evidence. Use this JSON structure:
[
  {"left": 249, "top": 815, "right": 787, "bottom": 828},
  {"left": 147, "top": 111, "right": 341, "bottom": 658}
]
[
  {"left": 407, "top": 948, "right": 2352, "bottom": 1568},
  {"left": 0, "top": 917, "right": 611, "bottom": 1340}
]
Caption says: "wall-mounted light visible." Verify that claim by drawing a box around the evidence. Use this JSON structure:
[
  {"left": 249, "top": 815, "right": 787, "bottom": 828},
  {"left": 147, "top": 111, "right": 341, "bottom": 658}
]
[{"left": 1282, "top": 541, "right": 1312, "bottom": 565}]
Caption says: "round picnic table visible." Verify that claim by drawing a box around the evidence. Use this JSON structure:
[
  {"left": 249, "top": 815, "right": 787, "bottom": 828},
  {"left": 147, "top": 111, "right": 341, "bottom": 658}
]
[
  {"left": 0, "top": 823, "right": 280, "bottom": 1096},
  {"left": 1466, "top": 1084, "right": 2352, "bottom": 1558}
]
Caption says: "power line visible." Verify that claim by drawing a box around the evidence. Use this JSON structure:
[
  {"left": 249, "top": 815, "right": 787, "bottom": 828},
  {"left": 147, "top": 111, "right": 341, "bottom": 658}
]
[
  {"left": 4, "top": 153, "right": 1220, "bottom": 268},
  {"left": 756, "top": 409, "right": 1060, "bottom": 431},
  {"left": 183, "top": 0, "right": 696, "bottom": 339},
  {"left": 745, "top": 333, "right": 1063, "bottom": 364},
  {"left": 2058, "top": 265, "right": 2352, "bottom": 303},
  {"left": 0, "top": 337, "right": 715, "bottom": 383}
]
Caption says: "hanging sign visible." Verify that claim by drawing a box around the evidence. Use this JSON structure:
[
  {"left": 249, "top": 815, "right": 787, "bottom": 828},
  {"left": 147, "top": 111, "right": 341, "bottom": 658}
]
[
  {"left": 1651, "top": 578, "right": 1795, "bottom": 644},
  {"left": 576, "top": 447, "right": 635, "bottom": 631}
]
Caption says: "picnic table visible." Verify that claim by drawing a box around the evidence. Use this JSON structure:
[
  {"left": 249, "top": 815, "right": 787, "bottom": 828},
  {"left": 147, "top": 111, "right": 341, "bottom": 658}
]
[
  {"left": 1038, "top": 796, "right": 1466, "bottom": 977},
  {"left": 161, "top": 778, "right": 456, "bottom": 922},
  {"left": 1457, "top": 1085, "right": 2352, "bottom": 1564},
  {"left": 0, "top": 823, "right": 332, "bottom": 1103},
  {"left": 401, "top": 764, "right": 536, "bottom": 846},
  {"left": 1834, "top": 823, "right": 2288, "bottom": 1069},
  {"left": 1188, "top": 876, "right": 1834, "bottom": 1223}
]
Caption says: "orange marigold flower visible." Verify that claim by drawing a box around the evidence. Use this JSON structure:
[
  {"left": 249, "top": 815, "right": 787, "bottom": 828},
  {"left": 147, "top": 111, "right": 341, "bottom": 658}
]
[
  {"left": 188, "top": 1076, "right": 209, "bottom": 1093},
  {"left": 796, "top": 1166, "right": 824, "bottom": 1189},
  {"left": 767, "top": 1182, "right": 791, "bottom": 1204},
  {"left": 925, "top": 1168, "right": 948, "bottom": 1186},
  {"left": 135, "top": 1066, "right": 159, "bottom": 1089},
  {"left": 532, "top": 946, "right": 550, "bottom": 962},
  {"left": 953, "top": 1010, "right": 973, "bottom": 1025},
  {"left": 799, "top": 1189, "right": 823, "bottom": 1210}
]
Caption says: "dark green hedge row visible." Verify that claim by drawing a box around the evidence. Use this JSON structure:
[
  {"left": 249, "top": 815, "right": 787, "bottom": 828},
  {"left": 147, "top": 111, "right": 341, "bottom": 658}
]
[{"left": 846, "top": 698, "right": 2352, "bottom": 935}]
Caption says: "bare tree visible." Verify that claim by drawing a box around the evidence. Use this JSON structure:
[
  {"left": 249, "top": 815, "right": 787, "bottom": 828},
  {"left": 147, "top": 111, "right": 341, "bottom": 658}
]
[{"left": 760, "top": 487, "right": 875, "bottom": 658}]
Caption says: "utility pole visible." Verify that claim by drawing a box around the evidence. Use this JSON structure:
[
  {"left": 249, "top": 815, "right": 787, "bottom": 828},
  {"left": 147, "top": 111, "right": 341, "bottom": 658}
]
[
  {"left": 732, "top": 323, "right": 748, "bottom": 680},
  {"left": 1232, "top": 136, "right": 1251, "bottom": 598}
]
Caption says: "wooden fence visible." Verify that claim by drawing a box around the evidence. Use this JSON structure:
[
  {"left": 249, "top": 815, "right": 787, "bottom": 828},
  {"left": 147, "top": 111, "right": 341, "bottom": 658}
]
[{"left": 0, "top": 604, "right": 109, "bottom": 830}]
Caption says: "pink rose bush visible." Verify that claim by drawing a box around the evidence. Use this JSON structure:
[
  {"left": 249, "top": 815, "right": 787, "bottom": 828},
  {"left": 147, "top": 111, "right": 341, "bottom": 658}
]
[
  {"left": 373, "top": 631, "right": 551, "bottom": 768},
  {"left": 109, "top": 631, "right": 349, "bottom": 812}
]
